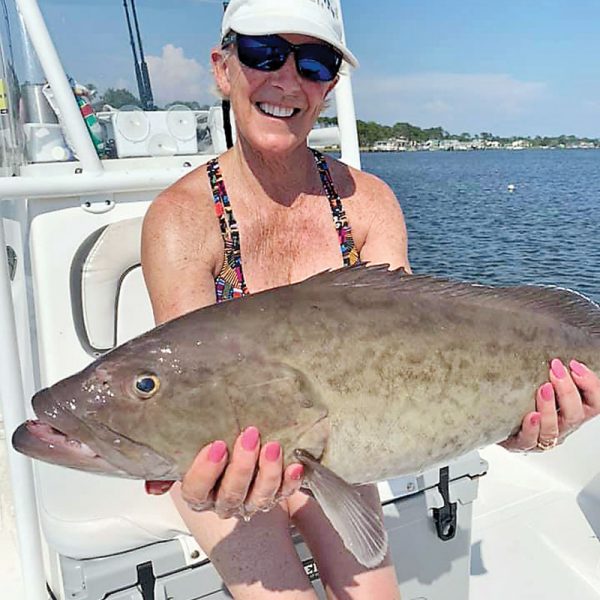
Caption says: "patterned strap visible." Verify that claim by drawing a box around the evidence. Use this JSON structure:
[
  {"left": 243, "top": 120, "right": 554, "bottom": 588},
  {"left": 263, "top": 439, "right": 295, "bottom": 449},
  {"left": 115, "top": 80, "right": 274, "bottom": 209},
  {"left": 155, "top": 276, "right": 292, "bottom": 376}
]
[
  {"left": 207, "top": 150, "right": 359, "bottom": 303},
  {"left": 207, "top": 158, "right": 249, "bottom": 303},
  {"left": 310, "top": 148, "right": 360, "bottom": 267}
]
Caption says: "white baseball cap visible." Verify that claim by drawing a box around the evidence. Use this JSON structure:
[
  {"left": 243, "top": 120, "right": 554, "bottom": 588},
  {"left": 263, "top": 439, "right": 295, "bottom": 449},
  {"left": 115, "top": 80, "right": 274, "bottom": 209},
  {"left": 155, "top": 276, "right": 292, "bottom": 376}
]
[{"left": 221, "top": 0, "right": 359, "bottom": 68}]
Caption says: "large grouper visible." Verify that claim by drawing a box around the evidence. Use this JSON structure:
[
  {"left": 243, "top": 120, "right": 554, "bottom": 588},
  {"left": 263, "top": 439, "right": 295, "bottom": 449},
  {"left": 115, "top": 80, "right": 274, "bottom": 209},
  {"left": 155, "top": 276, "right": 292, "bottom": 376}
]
[{"left": 12, "top": 265, "right": 600, "bottom": 567}]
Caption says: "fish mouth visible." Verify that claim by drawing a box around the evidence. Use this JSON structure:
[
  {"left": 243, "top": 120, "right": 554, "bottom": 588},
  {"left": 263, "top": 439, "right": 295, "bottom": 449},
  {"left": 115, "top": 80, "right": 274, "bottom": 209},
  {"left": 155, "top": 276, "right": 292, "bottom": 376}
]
[
  {"left": 12, "top": 419, "right": 125, "bottom": 475},
  {"left": 13, "top": 386, "right": 178, "bottom": 480}
]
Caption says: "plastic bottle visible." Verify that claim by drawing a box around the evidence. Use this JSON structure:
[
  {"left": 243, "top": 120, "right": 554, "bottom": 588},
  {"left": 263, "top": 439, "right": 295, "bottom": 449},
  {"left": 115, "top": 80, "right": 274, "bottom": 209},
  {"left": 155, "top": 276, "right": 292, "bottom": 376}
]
[{"left": 71, "top": 80, "right": 105, "bottom": 157}]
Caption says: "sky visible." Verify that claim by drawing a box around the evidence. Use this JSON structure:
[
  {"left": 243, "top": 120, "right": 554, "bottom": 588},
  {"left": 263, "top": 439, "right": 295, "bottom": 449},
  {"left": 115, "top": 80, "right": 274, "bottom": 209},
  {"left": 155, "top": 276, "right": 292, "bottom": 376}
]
[{"left": 11, "top": 0, "right": 600, "bottom": 137}]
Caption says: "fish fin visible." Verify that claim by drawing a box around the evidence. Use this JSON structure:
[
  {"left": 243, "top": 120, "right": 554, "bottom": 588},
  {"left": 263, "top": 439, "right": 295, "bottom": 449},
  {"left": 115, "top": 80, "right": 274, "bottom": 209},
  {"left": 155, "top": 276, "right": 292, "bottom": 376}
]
[
  {"left": 491, "top": 284, "right": 600, "bottom": 337},
  {"left": 295, "top": 449, "right": 388, "bottom": 569},
  {"left": 297, "top": 264, "right": 600, "bottom": 338}
]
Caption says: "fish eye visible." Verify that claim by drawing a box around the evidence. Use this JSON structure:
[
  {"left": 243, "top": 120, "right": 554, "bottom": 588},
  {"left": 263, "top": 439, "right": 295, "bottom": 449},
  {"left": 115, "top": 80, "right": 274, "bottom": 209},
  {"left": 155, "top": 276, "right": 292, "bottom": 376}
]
[{"left": 133, "top": 374, "right": 160, "bottom": 399}]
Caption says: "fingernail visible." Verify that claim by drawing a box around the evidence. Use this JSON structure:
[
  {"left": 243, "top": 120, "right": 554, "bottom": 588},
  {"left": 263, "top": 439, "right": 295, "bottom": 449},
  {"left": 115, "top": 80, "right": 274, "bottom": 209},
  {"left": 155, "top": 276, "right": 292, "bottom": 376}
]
[
  {"left": 290, "top": 464, "right": 304, "bottom": 481},
  {"left": 540, "top": 382, "right": 554, "bottom": 402},
  {"left": 570, "top": 360, "right": 588, "bottom": 377},
  {"left": 208, "top": 441, "right": 227, "bottom": 463},
  {"left": 530, "top": 413, "right": 541, "bottom": 427},
  {"left": 241, "top": 426, "right": 259, "bottom": 451},
  {"left": 551, "top": 358, "right": 566, "bottom": 379},
  {"left": 145, "top": 480, "right": 174, "bottom": 495},
  {"left": 265, "top": 442, "right": 281, "bottom": 462}
]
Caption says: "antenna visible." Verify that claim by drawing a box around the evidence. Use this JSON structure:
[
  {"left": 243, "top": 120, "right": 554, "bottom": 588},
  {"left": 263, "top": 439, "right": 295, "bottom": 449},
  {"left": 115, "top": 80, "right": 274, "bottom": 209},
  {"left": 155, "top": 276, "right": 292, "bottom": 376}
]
[
  {"left": 122, "top": 0, "right": 144, "bottom": 108},
  {"left": 130, "top": 0, "right": 154, "bottom": 110}
]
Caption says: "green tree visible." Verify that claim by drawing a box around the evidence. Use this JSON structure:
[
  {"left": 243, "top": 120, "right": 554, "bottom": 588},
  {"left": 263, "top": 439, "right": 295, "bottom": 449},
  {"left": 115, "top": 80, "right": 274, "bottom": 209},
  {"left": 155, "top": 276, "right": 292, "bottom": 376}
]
[
  {"left": 317, "top": 116, "right": 338, "bottom": 126},
  {"left": 98, "top": 88, "right": 141, "bottom": 109}
]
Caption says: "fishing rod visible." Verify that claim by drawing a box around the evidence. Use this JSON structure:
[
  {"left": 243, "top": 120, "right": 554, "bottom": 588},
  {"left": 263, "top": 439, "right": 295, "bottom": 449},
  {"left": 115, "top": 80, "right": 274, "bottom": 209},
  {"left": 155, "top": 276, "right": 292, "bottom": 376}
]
[
  {"left": 0, "top": 0, "right": 15, "bottom": 67},
  {"left": 222, "top": 1, "right": 233, "bottom": 148},
  {"left": 130, "top": 0, "right": 154, "bottom": 110},
  {"left": 122, "top": 0, "right": 145, "bottom": 108}
]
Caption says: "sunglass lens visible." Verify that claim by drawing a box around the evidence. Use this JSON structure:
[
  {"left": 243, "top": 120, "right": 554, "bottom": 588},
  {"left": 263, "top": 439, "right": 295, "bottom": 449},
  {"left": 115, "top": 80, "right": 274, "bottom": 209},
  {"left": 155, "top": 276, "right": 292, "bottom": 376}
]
[
  {"left": 237, "top": 35, "right": 288, "bottom": 71},
  {"left": 296, "top": 45, "right": 342, "bottom": 82}
]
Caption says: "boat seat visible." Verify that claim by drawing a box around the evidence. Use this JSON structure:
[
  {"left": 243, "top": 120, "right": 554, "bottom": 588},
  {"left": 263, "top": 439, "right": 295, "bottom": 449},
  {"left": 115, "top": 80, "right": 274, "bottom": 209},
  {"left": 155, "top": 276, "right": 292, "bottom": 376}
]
[
  {"left": 28, "top": 204, "right": 484, "bottom": 599},
  {"left": 32, "top": 209, "right": 196, "bottom": 560}
]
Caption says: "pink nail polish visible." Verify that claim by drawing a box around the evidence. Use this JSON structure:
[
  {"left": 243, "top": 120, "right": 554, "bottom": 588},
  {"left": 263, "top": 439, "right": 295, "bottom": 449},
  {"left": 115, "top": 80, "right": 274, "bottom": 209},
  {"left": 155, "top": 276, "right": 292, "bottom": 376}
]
[
  {"left": 241, "top": 427, "right": 259, "bottom": 451},
  {"left": 265, "top": 442, "right": 281, "bottom": 462},
  {"left": 208, "top": 441, "right": 227, "bottom": 463},
  {"left": 570, "top": 360, "right": 587, "bottom": 377},
  {"left": 530, "top": 413, "right": 541, "bottom": 427},
  {"left": 289, "top": 465, "right": 304, "bottom": 481},
  {"left": 551, "top": 358, "right": 566, "bottom": 379},
  {"left": 540, "top": 383, "right": 554, "bottom": 402}
]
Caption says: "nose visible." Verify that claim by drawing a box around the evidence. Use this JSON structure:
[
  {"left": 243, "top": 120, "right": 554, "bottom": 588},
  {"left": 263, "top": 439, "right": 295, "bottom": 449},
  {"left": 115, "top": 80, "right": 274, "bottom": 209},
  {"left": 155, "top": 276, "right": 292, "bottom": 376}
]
[{"left": 270, "top": 54, "right": 302, "bottom": 89}]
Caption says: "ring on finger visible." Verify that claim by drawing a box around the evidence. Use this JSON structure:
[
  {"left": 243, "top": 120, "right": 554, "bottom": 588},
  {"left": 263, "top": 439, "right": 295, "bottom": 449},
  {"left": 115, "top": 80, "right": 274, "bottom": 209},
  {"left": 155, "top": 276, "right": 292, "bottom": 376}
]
[
  {"left": 246, "top": 498, "right": 278, "bottom": 515},
  {"left": 187, "top": 500, "right": 214, "bottom": 512},
  {"left": 536, "top": 437, "right": 558, "bottom": 451}
]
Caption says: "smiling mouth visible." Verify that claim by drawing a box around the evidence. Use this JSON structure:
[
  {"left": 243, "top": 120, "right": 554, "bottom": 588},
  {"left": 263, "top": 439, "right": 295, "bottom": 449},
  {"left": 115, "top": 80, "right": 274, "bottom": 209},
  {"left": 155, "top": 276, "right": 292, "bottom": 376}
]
[{"left": 256, "top": 102, "right": 300, "bottom": 119}]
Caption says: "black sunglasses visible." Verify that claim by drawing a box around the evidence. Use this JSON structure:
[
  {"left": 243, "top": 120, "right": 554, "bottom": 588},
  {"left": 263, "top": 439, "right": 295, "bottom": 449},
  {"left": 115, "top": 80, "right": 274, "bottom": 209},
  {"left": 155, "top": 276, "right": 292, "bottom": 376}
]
[{"left": 226, "top": 33, "right": 342, "bottom": 83}]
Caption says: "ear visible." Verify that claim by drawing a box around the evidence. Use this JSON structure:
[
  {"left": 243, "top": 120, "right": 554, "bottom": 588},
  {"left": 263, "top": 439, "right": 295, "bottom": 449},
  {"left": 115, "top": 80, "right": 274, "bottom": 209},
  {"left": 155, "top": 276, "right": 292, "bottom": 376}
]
[
  {"left": 325, "top": 76, "right": 339, "bottom": 98},
  {"left": 211, "top": 46, "right": 232, "bottom": 98}
]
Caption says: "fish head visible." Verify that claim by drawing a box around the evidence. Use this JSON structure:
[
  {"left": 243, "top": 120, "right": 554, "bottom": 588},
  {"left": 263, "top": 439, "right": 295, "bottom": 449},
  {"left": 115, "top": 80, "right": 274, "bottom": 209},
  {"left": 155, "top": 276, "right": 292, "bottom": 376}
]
[
  {"left": 12, "top": 331, "right": 221, "bottom": 480},
  {"left": 13, "top": 305, "right": 331, "bottom": 480}
]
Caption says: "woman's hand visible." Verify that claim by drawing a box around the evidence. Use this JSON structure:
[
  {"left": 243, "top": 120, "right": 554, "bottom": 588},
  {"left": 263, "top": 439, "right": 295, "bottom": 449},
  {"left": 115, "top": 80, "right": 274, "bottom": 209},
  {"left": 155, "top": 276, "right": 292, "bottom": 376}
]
[
  {"left": 501, "top": 359, "right": 600, "bottom": 452},
  {"left": 179, "top": 427, "right": 304, "bottom": 519}
]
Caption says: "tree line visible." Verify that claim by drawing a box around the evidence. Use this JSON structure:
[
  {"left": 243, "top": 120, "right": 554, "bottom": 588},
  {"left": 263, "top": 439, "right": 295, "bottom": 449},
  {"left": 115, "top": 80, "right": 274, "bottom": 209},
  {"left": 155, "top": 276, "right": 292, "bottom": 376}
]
[
  {"left": 86, "top": 87, "right": 598, "bottom": 148},
  {"left": 318, "top": 117, "right": 599, "bottom": 148}
]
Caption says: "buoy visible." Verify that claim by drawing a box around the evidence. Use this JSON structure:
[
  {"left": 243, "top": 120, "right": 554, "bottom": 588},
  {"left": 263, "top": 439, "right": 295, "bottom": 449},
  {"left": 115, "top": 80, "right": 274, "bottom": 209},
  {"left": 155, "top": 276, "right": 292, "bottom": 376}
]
[{"left": 507, "top": 184, "right": 516, "bottom": 192}]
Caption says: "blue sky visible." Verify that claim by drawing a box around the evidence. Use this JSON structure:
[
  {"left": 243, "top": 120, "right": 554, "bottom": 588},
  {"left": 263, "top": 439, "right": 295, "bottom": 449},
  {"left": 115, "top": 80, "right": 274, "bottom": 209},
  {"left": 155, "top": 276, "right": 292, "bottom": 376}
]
[{"left": 18, "top": 0, "right": 600, "bottom": 137}]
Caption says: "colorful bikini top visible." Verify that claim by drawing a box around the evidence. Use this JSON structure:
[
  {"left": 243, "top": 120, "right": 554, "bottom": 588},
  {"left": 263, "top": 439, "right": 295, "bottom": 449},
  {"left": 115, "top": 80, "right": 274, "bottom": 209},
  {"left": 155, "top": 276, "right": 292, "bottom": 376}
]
[{"left": 207, "top": 148, "right": 359, "bottom": 303}]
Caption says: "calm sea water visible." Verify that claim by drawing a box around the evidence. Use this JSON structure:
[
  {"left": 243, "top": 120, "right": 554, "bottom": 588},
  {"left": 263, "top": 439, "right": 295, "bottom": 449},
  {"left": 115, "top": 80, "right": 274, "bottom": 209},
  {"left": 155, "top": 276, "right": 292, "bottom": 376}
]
[{"left": 361, "top": 149, "right": 600, "bottom": 303}]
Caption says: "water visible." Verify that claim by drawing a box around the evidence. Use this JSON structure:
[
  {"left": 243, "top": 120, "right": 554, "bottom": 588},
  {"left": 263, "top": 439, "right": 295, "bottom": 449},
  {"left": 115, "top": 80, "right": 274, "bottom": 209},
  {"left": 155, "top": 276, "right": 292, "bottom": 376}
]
[{"left": 361, "top": 149, "right": 600, "bottom": 303}]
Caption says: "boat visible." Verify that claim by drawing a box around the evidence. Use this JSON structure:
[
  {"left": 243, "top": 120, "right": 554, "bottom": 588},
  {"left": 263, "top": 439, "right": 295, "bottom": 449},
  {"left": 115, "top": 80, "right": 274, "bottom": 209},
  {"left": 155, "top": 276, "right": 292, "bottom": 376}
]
[{"left": 1, "top": 1, "right": 599, "bottom": 598}]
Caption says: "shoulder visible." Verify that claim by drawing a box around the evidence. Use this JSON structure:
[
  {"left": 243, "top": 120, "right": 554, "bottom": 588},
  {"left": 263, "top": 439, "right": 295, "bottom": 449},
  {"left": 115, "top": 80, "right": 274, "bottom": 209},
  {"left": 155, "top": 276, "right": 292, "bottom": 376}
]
[
  {"left": 142, "top": 163, "right": 222, "bottom": 267},
  {"left": 144, "top": 165, "right": 214, "bottom": 235},
  {"left": 141, "top": 162, "right": 225, "bottom": 322},
  {"left": 325, "top": 155, "right": 402, "bottom": 214},
  {"left": 324, "top": 155, "right": 410, "bottom": 270}
]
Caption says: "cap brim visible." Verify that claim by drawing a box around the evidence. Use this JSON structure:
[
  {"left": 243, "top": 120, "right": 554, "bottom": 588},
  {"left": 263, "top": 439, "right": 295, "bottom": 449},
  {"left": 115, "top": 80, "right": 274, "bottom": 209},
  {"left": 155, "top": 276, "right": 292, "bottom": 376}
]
[{"left": 228, "top": 14, "right": 359, "bottom": 69}]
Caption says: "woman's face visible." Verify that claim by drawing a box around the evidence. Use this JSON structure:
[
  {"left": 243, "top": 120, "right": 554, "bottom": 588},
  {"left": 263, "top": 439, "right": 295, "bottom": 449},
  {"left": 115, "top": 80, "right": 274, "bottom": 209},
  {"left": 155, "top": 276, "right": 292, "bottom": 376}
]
[{"left": 212, "top": 33, "right": 338, "bottom": 156}]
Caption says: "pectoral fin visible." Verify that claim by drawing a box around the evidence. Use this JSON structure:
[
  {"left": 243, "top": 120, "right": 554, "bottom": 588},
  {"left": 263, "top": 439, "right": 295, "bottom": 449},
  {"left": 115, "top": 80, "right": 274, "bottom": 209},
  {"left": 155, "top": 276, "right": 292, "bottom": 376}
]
[{"left": 295, "top": 449, "right": 388, "bottom": 569}]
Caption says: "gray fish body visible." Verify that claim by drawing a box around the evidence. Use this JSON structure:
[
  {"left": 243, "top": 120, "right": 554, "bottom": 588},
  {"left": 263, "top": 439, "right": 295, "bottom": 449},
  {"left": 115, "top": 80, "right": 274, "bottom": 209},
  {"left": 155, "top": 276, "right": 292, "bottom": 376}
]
[
  {"left": 12, "top": 266, "right": 600, "bottom": 567},
  {"left": 15, "top": 265, "right": 600, "bottom": 481}
]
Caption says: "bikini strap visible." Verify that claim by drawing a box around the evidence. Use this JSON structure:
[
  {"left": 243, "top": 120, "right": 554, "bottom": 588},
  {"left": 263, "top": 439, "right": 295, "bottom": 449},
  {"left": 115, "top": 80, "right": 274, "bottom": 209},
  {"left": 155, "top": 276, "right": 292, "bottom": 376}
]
[
  {"left": 207, "top": 158, "right": 249, "bottom": 301},
  {"left": 310, "top": 148, "right": 360, "bottom": 266}
]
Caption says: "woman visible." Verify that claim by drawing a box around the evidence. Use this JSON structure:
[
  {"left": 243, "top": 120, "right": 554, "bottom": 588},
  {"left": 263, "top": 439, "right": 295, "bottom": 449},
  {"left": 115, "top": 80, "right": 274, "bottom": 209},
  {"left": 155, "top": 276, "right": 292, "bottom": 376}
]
[{"left": 141, "top": 1, "right": 600, "bottom": 598}]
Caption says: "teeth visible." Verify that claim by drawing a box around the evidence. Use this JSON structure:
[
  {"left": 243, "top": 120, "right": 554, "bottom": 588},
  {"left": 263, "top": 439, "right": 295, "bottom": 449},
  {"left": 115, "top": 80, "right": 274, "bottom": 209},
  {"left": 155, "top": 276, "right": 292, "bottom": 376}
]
[{"left": 258, "top": 103, "right": 295, "bottom": 118}]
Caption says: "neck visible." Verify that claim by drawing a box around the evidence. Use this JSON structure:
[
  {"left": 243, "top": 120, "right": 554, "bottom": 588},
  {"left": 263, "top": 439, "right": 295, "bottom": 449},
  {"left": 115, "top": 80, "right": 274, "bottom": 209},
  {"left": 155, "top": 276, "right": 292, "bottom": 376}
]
[{"left": 229, "top": 136, "right": 319, "bottom": 208}]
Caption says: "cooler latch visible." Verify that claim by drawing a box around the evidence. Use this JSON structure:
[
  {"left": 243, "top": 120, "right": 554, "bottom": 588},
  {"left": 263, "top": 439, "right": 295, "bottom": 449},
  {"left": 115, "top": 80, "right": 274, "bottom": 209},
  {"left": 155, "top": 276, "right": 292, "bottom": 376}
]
[
  {"left": 432, "top": 466, "right": 457, "bottom": 541},
  {"left": 136, "top": 561, "right": 156, "bottom": 600}
]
